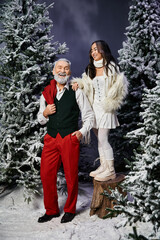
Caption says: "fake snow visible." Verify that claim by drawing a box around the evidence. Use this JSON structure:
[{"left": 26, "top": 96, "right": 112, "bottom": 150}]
[{"left": 0, "top": 183, "right": 159, "bottom": 240}]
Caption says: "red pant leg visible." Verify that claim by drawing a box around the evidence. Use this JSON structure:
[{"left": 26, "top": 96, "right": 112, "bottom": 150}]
[
  {"left": 40, "top": 133, "right": 61, "bottom": 215},
  {"left": 59, "top": 134, "right": 80, "bottom": 214}
]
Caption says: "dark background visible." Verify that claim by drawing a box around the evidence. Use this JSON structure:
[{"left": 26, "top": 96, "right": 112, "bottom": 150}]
[
  {"left": 0, "top": 0, "right": 131, "bottom": 76},
  {"left": 38, "top": 0, "right": 130, "bottom": 77}
]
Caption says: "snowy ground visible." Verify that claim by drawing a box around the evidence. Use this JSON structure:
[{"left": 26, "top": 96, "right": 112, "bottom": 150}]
[{"left": 0, "top": 182, "right": 159, "bottom": 240}]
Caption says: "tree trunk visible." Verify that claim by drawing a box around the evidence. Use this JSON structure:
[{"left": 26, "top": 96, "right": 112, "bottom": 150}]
[{"left": 90, "top": 173, "right": 125, "bottom": 218}]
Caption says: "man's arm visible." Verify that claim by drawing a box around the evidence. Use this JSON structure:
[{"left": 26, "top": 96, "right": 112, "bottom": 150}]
[
  {"left": 72, "top": 88, "right": 95, "bottom": 140},
  {"left": 37, "top": 95, "right": 56, "bottom": 125}
]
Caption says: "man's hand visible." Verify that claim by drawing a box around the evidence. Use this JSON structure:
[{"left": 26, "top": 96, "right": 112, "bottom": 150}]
[
  {"left": 43, "top": 104, "right": 56, "bottom": 118},
  {"left": 72, "top": 130, "right": 82, "bottom": 141},
  {"left": 72, "top": 82, "right": 79, "bottom": 91}
]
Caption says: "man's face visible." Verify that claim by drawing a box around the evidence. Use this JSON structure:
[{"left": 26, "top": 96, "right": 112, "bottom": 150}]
[{"left": 53, "top": 60, "right": 71, "bottom": 78}]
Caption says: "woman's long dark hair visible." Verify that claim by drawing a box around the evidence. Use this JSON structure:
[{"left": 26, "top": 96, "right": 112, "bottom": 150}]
[{"left": 85, "top": 40, "right": 118, "bottom": 79}]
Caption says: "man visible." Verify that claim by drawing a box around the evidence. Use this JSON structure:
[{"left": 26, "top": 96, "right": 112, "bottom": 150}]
[{"left": 37, "top": 58, "right": 94, "bottom": 223}]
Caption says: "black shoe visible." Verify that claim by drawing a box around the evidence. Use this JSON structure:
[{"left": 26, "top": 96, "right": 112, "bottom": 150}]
[
  {"left": 38, "top": 213, "right": 60, "bottom": 223},
  {"left": 61, "top": 212, "right": 75, "bottom": 223}
]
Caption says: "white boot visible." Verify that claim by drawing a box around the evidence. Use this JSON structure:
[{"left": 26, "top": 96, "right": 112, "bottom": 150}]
[
  {"left": 89, "top": 156, "right": 107, "bottom": 177},
  {"left": 94, "top": 159, "right": 116, "bottom": 181}
]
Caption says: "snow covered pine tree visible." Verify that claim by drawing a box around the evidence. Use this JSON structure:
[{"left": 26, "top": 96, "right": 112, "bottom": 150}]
[
  {"left": 109, "top": 0, "right": 160, "bottom": 170},
  {"left": 103, "top": 0, "right": 160, "bottom": 237},
  {"left": 125, "top": 77, "right": 160, "bottom": 233},
  {"left": 0, "top": 0, "right": 68, "bottom": 201},
  {"left": 103, "top": 75, "right": 160, "bottom": 237}
]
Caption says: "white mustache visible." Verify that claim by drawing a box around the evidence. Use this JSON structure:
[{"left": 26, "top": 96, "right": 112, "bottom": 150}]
[{"left": 58, "top": 72, "right": 67, "bottom": 76}]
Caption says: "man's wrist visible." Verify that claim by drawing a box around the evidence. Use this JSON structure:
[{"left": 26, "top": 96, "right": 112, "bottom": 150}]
[{"left": 43, "top": 110, "right": 48, "bottom": 118}]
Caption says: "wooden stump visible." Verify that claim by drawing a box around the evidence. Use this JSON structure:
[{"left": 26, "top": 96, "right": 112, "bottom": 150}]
[{"left": 90, "top": 173, "right": 125, "bottom": 218}]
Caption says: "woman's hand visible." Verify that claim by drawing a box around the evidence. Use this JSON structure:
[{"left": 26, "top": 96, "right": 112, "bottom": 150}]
[
  {"left": 43, "top": 104, "right": 56, "bottom": 118},
  {"left": 72, "top": 82, "right": 79, "bottom": 91}
]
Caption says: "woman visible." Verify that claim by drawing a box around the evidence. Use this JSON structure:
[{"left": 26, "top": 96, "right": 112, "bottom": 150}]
[{"left": 72, "top": 40, "right": 128, "bottom": 181}]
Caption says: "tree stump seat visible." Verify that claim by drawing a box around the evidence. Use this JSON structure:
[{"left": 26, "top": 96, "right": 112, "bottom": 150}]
[{"left": 90, "top": 173, "right": 125, "bottom": 218}]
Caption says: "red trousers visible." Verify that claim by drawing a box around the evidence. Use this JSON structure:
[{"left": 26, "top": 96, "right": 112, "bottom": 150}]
[{"left": 40, "top": 133, "right": 80, "bottom": 215}]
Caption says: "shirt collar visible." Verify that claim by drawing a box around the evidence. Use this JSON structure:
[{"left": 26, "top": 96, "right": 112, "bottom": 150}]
[
  {"left": 56, "top": 81, "right": 70, "bottom": 91},
  {"left": 65, "top": 81, "right": 70, "bottom": 90}
]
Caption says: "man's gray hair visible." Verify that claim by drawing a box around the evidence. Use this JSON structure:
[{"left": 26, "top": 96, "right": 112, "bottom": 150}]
[{"left": 53, "top": 58, "right": 71, "bottom": 69}]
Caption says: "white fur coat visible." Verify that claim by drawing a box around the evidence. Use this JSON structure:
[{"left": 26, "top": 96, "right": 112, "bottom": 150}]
[{"left": 71, "top": 64, "right": 128, "bottom": 113}]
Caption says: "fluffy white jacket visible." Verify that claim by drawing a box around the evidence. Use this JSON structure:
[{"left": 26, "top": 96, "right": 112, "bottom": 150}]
[{"left": 71, "top": 64, "right": 128, "bottom": 113}]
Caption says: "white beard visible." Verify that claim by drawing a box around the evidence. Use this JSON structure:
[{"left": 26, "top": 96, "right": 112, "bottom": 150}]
[{"left": 54, "top": 73, "right": 70, "bottom": 84}]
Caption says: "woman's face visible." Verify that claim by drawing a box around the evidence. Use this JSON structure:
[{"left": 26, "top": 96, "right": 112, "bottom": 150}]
[{"left": 91, "top": 43, "right": 103, "bottom": 61}]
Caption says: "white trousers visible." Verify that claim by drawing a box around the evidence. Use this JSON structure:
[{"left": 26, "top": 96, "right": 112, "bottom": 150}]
[{"left": 93, "top": 128, "right": 114, "bottom": 160}]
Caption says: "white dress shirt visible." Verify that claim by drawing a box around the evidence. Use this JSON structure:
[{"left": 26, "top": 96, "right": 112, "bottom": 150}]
[{"left": 37, "top": 82, "right": 95, "bottom": 137}]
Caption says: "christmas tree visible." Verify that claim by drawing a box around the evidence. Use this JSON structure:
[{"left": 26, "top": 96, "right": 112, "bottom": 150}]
[
  {"left": 103, "top": 0, "right": 160, "bottom": 235},
  {"left": 0, "top": 0, "right": 68, "bottom": 201},
  {"left": 110, "top": 0, "right": 160, "bottom": 171},
  {"left": 104, "top": 76, "right": 160, "bottom": 234}
]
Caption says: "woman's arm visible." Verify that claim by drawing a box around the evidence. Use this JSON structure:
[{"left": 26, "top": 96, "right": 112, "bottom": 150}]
[
  {"left": 70, "top": 72, "right": 93, "bottom": 104},
  {"left": 102, "top": 72, "right": 128, "bottom": 112}
]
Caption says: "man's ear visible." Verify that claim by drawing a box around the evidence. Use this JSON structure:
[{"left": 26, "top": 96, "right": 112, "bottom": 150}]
[{"left": 52, "top": 68, "right": 55, "bottom": 76}]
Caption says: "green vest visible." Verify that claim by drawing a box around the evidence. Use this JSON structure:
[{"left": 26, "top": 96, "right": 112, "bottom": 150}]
[{"left": 47, "top": 86, "right": 80, "bottom": 138}]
